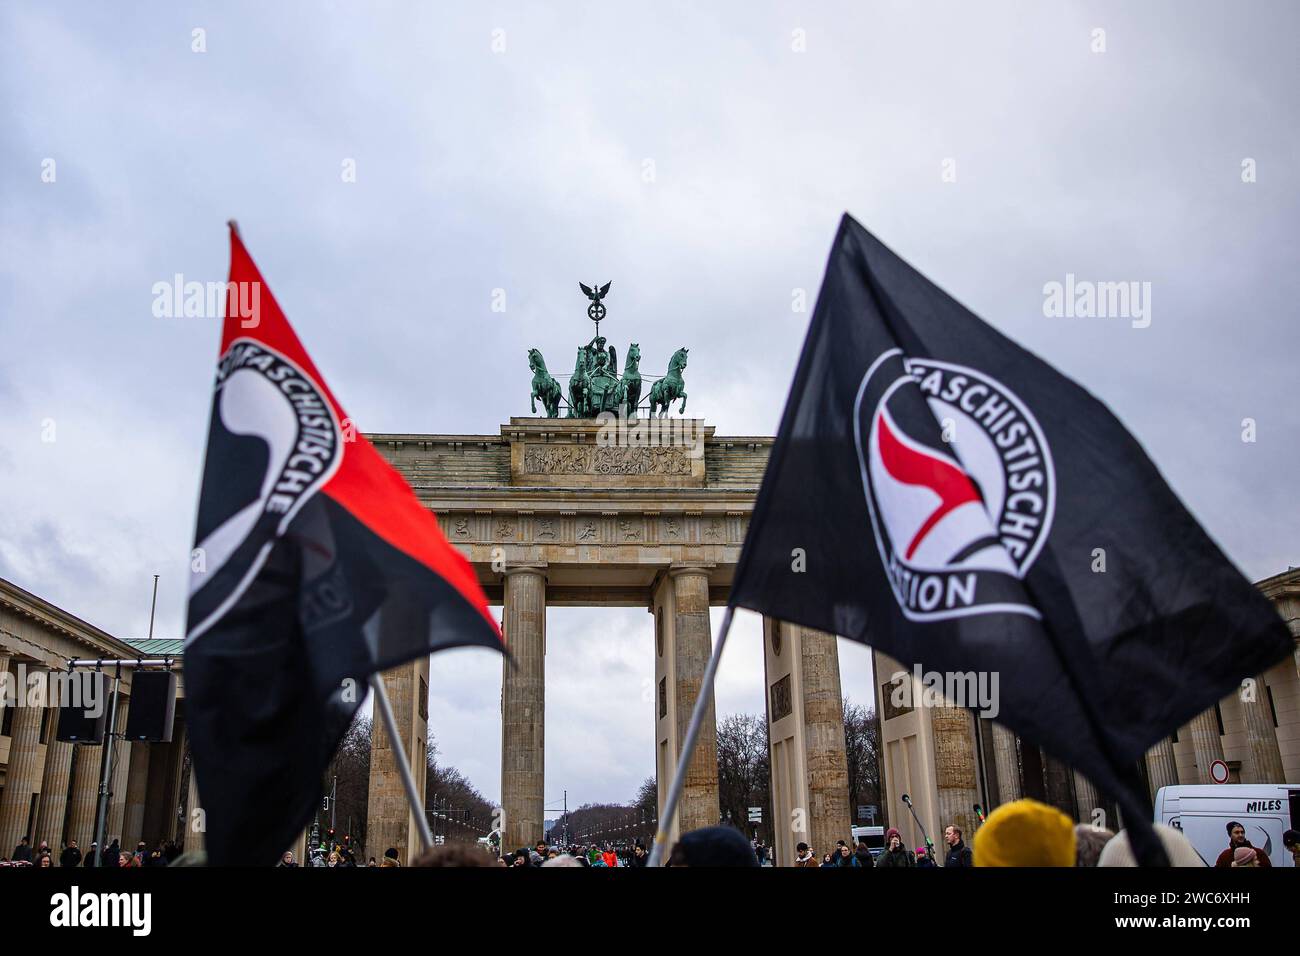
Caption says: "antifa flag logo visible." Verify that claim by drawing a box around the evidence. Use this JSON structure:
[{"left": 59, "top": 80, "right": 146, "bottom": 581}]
[
  {"left": 853, "top": 348, "right": 1055, "bottom": 621},
  {"left": 188, "top": 337, "right": 343, "bottom": 642}
]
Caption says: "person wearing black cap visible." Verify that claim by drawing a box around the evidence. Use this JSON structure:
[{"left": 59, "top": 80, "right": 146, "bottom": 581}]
[{"left": 666, "top": 826, "right": 758, "bottom": 867}]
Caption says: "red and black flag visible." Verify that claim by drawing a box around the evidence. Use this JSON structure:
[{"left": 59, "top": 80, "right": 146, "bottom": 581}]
[
  {"left": 184, "top": 225, "right": 502, "bottom": 866},
  {"left": 731, "top": 214, "right": 1291, "bottom": 863}
]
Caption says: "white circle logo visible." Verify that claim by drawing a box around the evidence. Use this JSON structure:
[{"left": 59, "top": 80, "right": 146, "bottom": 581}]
[{"left": 853, "top": 350, "right": 1055, "bottom": 621}]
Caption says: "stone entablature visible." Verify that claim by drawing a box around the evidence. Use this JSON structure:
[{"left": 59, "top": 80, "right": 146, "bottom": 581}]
[
  {"left": 369, "top": 419, "right": 772, "bottom": 491},
  {"left": 436, "top": 510, "right": 746, "bottom": 549},
  {"left": 370, "top": 419, "right": 771, "bottom": 607},
  {"left": 1257, "top": 567, "right": 1300, "bottom": 640},
  {"left": 0, "top": 577, "right": 143, "bottom": 671}
]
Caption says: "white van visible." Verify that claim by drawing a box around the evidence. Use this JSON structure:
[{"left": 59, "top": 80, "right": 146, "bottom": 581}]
[
  {"left": 1154, "top": 784, "right": 1299, "bottom": 867},
  {"left": 850, "top": 825, "right": 885, "bottom": 859}
]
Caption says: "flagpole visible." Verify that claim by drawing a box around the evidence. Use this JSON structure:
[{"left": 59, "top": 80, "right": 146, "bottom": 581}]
[
  {"left": 368, "top": 672, "right": 434, "bottom": 855},
  {"left": 647, "top": 605, "right": 735, "bottom": 868}
]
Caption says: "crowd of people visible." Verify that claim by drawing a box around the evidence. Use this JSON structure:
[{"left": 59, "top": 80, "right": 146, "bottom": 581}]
[
  {"left": 6, "top": 799, "right": 1296, "bottom": 868},
  {"left": 408, "top": 798, "right": 1300, "bottom": 869},
  {"left": 784, "top": 800, "right": 1297, "bottom": 869},
  {"left": 0, "top": 835, "right": 187, "bottom": 868}
]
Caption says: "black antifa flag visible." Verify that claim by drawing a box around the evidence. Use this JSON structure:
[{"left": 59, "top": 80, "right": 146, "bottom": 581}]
[
  {"left": 731, "top": 214, "right": 1291, "bottom": 860},
  {"left": 184, "top": 227, "right": 503, "bottom": 866}
]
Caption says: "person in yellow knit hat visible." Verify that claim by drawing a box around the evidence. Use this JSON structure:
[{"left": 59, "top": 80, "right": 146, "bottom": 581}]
[{"left": 973, "top": 799, "right": 1076, "bottom": 867}]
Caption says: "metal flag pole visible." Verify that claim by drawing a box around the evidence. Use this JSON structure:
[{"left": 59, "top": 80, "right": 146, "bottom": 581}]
[
  {"left": 646, "top": 605, "right": 735, "bottom": 868},
  {"left": 91, "top": 574, "right": 161, "bottom": 860},
  {"left": 368, "top": 672, "right": 434, "bottom": 854},
  {"left": 92, "top": 662, "right": 122, "bottom": 862}
]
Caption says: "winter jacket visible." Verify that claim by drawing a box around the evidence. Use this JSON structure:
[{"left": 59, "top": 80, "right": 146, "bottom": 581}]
[
  {"left": 60, "top": 847, "right": 82, "bottom": 868},
  {"left": 877, "top": 845, "right": 916, "bottom": 868},
  {"left": 1215, "top": 842, "right": 1271, "bottom": 868},
  {"left": 944, "top": 840, "right": 973, "bottom": 868}
]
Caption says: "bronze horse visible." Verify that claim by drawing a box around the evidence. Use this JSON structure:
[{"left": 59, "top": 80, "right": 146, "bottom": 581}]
[
  {"left": 648, "top": 347, "right": 688, "bottom": 417},
  {"left": 528, "top": 348, "right": 561, "bottom": 418}
]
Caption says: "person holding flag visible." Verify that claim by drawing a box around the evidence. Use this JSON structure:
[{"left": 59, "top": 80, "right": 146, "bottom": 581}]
[
  {"left": 649, "top": 213, "right": 1292, "bottom": 867},
  {"left": 184, "top": 223, "right": 504, "bottom": 867}
]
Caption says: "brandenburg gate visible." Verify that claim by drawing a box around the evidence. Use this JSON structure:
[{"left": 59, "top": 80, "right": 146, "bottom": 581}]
[{"left": 354, "top": 284, "right": 850, "bottom": 864}]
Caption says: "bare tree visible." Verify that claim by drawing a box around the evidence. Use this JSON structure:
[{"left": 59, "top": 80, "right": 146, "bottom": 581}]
[
  {"left": 321, "top": 712, "right": 372, "bottom": 850},
  {"left": 554, "top": 801, "right": 655, "bottom": 848},
  {"left": 425, "top": 733, "right": 495, "bottom": 843},
  {"left": 634, "top": 775, "right": 657, "bottom": 820},
  {"left": 316, "top": 713, "right": 497, "bottom": 853},
  {"left": 716, "top": 712, "right": 772, "bottom": 842},
  {"left": 843, "top": 697, "right": 881, "bottom": 825}
]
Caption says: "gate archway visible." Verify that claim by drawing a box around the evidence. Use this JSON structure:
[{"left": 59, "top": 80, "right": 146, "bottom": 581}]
[{"left": 365, "top": 417, "right": 852, "bottom": 864}]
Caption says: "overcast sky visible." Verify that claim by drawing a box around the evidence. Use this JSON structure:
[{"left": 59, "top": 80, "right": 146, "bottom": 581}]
[{"left": 2, "top": 1, "right": 1296, "bottom": 813}]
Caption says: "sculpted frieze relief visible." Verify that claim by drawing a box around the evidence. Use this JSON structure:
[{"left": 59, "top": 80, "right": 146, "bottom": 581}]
[
  {"left": 441, "top": 510, "right": 744, "bottom": 546},
  {"left": 522, "top": 443, "right": 693, "bottom": 476}
]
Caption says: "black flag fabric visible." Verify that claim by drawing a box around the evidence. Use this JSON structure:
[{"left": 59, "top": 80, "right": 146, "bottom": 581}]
[
  {"left": 731, "top": 214, "right": 1291, "bottom": 862},
  {"left": 184, "top": 227, "right": 503, "bottom": 866}
]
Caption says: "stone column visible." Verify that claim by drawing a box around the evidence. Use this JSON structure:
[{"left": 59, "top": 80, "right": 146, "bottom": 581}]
[
  {"left": 1073, "top": 771, "right": 1100, "bottom": 823},
  {"left": 931, "top": 705, "right": 981, "bottom": 840},
  {"left": 500, "top": 566, "right": 546, "bottom": 851},
  {"left": 1240, "top": 676, "right": 1285, "bottom": 784},
  {"left": 184, "top": 762, "right": 205, "bottom": 854},
  {"left": 35, "top": 729, "right": 75, "bottom": 849},
  {"left": 166, "top": 725, "right": 189, "bottom": 844},
  {"left": 796, "top": 626, "right": 851, "bottom": 863},
  {"left": 365, "top": 655, "right": 431, "bottom": 863},
  {"left": 1188, "top": 707, "right": 1226, "bottom": 783},
  {"left": 990, "top": 723, "right": 1021, "bottom": 804},
  {"left": 1041, "top": 753, "right": 1078, "bottom": 819},
  {"left": 106, "top": 700, "right": 131, "bottom": 843},
  {"left": 121, "top": 743, "right": 151, "bottom": 849},
  {"left": 1144, "top": 737, "right": 1179, "bottom": 797},
  {"left": 66, "top": 743, "right": 103, "bottom": 852},
  {"left": 0, "top": 653, "right": 11, "bottom": 732},
  {"left": 0, "top": 684, "right": 46, "bottom": 854},
  {"left": 668, "top": 567, "right": 720, "bottom": 834}
]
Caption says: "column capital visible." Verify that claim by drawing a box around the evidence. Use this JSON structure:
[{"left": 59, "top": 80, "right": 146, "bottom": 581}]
[
  {"left": 502, "top": 563, "right": 547, "bottom": 579},
  {"left": 668, "top": 562, "right": 715, "bottom": 579}
]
